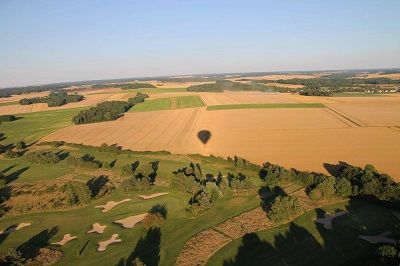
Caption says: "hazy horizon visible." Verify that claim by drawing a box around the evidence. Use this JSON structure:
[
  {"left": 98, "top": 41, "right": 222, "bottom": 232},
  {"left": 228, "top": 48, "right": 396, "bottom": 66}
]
[{"left": 1, "top": 0, "right": 399, "bottom": 87}]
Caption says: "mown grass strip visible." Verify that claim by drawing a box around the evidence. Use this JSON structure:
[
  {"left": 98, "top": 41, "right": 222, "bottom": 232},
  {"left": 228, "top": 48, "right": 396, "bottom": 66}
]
[
  {"left": 130, "top": 96, "right": 204, "bottom": 112},
  {"left": 207, "top": 103, "right": 325, "bottom": 111},
  {"left": 0, "top": 101, "right": 19, "bottom": 106}
]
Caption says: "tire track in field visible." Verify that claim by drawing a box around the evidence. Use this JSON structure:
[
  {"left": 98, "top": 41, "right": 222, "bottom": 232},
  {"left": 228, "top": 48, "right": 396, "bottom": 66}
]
[
  {"left": 179, "top": 108, "right": 203, "bottom": 153},
  {"left": 169, "top": 108, "right": 201, "bottom": 150},
  {"left": 324, "top": 104, "right": 363, "bottom": 127}
]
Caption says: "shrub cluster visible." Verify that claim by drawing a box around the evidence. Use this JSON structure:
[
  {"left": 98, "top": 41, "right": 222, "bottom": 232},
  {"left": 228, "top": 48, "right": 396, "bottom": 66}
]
[
  {"left": 187, "top": 80, "right": 268, "bottom": 92},
  {"left": 267, "top": 195, "right": 303, "bottom": 223},
  {"left": 227, "top": 155, "right": 261, "bottom": 171},
  {"left": 25, "top": 151, "right": 62, "bottom": 164},
  {"left": 227, "top": 173, "right": 254, "bottom": 194},
  {"left": 19, "top": 91, "right": 84, "bottom": 107},
  {"left": 120, "top": 82, "right": 156, "bottom": 90},
  {"left": 120, "top": 161, "right": 158, "bottom": 191},
  {"left": 66, "top": 154, "right": 102, "bottom": 169},
  {"left": 63, "top": 181, "right": 91, "bottom": 205},
  {"left": 72, "top": 92, "right": 149, "bottom": 124},
  {"left": 0, "top": 115, "right": 16, "bottom": 122}
]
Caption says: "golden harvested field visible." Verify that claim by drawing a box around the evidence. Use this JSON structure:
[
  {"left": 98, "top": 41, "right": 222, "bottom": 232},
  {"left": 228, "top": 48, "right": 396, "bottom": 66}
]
[
  {"left": 43, "top": 92, "right": 400, "bottom": 180},
  {"left": 353, "top": 72, "right": 400, "bottom": 79}
]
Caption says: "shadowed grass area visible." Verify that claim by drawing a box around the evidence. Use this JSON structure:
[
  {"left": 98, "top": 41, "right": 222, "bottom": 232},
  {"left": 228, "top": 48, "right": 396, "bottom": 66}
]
[
  {"left": 207, "top": 103, "right": 325, "bottom": 111},
  {"left": 207, "top": 199, "right": 399, "bottom": 266},
  {"left": 130, "top": 96, "right": 204, "bottom": 112}
]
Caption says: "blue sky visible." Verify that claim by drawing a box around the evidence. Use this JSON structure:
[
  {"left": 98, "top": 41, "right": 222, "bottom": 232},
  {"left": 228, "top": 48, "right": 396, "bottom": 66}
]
[{"left": 0, "top": 0, "right": 399, "bottom": 87}]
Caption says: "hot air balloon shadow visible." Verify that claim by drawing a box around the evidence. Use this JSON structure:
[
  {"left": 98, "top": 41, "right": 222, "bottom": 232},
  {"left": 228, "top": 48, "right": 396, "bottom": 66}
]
[{"left": 197, "top": 130, "right": 211, "bottom": 147}]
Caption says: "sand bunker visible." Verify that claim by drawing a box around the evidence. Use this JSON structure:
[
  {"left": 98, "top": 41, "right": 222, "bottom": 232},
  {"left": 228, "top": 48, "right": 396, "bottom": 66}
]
[
  {"left": 97, "top": 234, "right": 122, "bottom": 252},
  {"left": 0, "top": 222, "right": 31, "bottom": 235},
  {"left": 87, "top": 223, "right": 107, "bottom": 234},
  {"left": 51, "top": 234, "right": 77, "bottom": 246},
  {"left": 138, "top": 192, "right": 168, "bottom": 200},
  {"left": 315, "top": 211, "right": 346, "bottom": 229},
  {"left": 392, "top": 212, "right": 400, "bottom": 220},
  {"left": 95, "top": 198, "right": 131, "bottom": 213},
  {"left": 114, "top": 213, "right": 147, "bottom": 228},
  {"left": 358, "top": 231, "right": 396, "bottom": 244}
]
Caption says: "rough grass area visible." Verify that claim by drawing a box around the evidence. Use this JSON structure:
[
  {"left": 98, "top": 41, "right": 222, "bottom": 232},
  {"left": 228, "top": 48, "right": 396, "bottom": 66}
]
[
  {"left": 206, "top": 103, "right": 325, "bottom": 111},
  {"left": 0, "top": 107, "right": 85, "bottom": 145},
  {"left": 207, "top": 199, "right": 399, "bottom": 266},
  {"left": 130, "top": 96, "right": 204, "bottom": 112}
]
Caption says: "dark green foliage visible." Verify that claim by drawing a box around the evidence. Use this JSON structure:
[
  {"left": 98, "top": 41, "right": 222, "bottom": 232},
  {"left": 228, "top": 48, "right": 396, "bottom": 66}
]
[
  {"left": 227, "top": 173, "right": 254, "bottom": 193},
  {"left": 25, "top": 151, "right": 62, "bottom": 164},
  {"left": 267, "top": 195, "right": 303, "bottom": 223},
  {"left": 337, "top": 164, "right": 400, "bottom": 205},
  {"left": 299, "top": 85, "right": 334, "bottom": 96},
  {"left": 63, "top": 182, "right": 91, "bottom": 205},
  {"left": 66, "top": 154, "right": 102, "bottom": 169},
  {"left": 334, "top": 178, "right": 352, "bottom": 197},
  {"left": 72, "top": 93, "right": 149, "bottom": 124},
  {"left": 120, "top": 176, "right": 151, "bottom": 192},
  {"left": 0, "top": 115, "right": 16, "bottom": 122},
  {"left": 187, "top": 80, "right": 268, "bottom": 92},
  {"left": 228, "top": 155, "right": 261, "bottom": 171},
  {"left": 99, "top": 143, "right": 122, "bottom": 154},
  {"left": 377, "top": 242, "right": 400, "bottom": 265},
  {"left": 120, "top": 161, "right": 156, "bottom": 191},
  {"left": 186, "top": 190, "right": 215, "bottom": 215},
  {"left": 120, "top": 83, "right": 156, "bottom": 90},
  {"left": 170, "top": 172, "right": 201, "bottom": 194},
  {"left": 19, "top": 91, "right": 84, "bottom": 107}
]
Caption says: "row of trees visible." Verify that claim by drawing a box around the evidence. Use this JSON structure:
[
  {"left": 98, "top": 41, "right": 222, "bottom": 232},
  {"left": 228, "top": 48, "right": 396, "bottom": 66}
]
[
  {"left": 25, "top": 151, "right": 63, "bottom": 164},
  {"left": 66, "top": 154, "right": 103, "bottom": 169},
  {"left": 260, "top": 162, "right": 400, "bottom": 207},
  {"left": 19, "top": 91, "right": 84, "bottom": 107},
  {"left": 91, "top": 82, "right": 155, "bottom": 90},
  {"left": 187, "top": 80, "right": 268, "bottom": 92},
  {"left": 72, "top": 92, "right": 149, "bottom": 124},
  {"left": 298, "top": 86, "right": 334, "bottom": 96}
]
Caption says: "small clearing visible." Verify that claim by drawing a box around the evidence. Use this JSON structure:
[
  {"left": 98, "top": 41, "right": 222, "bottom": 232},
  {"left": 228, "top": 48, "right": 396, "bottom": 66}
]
[
  {"left": 97, "top": 234, "right": 122, "bottom": 252},
  {"left": 138, "top": 192, "right": 169, "bottom": 200},
  {"left": 315, "top": 211, "right": 347, "bottom": 229},
  {"left": 95, "top": 198, "right": 131, "bottom": 213},
  {"left": 114, "top": 213, "right": 147, "bottom": 228},
  {"left": 87, "top": 223, "right": 107, "bottom": 234},
  {"left": 0, "top": 222, "right": 31, "bottom": 235},
  {"left": 51, "top": 234, "right": 77, "bottom": 246},
  {"left": 358, "top": 231, "right": 396, "bottom": 244}
]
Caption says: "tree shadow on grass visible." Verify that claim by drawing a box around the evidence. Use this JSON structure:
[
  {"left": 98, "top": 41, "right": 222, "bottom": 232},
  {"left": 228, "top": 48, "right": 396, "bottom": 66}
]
[
  {"left": 87, "top": 175, "right": 109, "bottom": 198},
  {"left": 4, "top": 166, "right": 29, "bottom": 184},
  {"left": 258, "top": 185, "right": 287, "bottom": 213},
  {"left": 116, "top": 227, "right": 161, "bottom": 266},
  {"left": 223, "top": 198, "right": 390, "bottom": 266},
  {"left": 149, "top": 204, "right": 168, "bottom": 219},
  {"left": 17, "top": 226, "right": 59, "bottom": 260}
]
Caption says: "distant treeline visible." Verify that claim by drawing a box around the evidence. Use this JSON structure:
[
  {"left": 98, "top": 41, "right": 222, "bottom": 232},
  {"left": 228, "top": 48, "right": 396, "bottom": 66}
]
[
  {"left": 72, "top": 92, "right": 148, "bottom": 124},
  {"left": 91, "top": 82, "right": 156, "bottom": 90},
  {"left": 19, "top": 91, "right": 84, "bottom": 107},
  {"left": 187, "top": 80, "right": 268, "bottom": 92}
]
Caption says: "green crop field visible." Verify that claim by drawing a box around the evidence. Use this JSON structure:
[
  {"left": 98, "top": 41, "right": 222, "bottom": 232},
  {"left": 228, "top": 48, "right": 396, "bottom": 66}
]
[
  {"left": 206, "top": 103, "right": 325, "bottom": 111},
  {"left": 0, "top": 108, "right": 85, "bottom": 145},
  {"left": 130, "top": 96, "right": 204, "bottom": 112},
  {"left": 0, "top": 101, "right": 19, "bottom": 107}
]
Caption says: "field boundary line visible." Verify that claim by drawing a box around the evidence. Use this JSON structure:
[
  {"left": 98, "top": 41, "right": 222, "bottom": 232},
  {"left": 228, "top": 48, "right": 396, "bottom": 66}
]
[{"left": 324, "top": 105, "right": 362, "bottom": 127}]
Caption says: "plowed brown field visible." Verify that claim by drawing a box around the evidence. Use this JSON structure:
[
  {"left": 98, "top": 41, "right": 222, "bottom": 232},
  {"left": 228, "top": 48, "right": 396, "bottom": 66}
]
[{"left": 42, "top": 92, "right": 400, "bottom": 180}]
